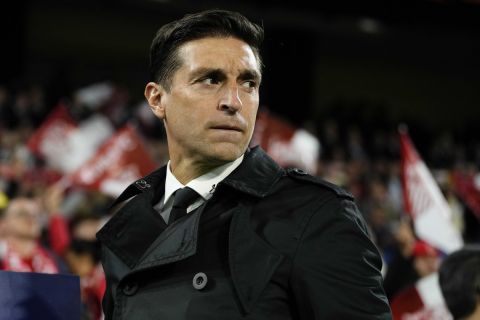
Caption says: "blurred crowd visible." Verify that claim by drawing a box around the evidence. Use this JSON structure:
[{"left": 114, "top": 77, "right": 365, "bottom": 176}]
[{"left": 1, "top": 80, "right": 479, "bottom": 319}]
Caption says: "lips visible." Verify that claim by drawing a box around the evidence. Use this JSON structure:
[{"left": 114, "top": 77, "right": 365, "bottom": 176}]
[
  {"left": 210, "top": 124, "right": 243, "bottom": 132},
  {"left": 209, "top": 121, "right": 246, "bottom": 132}
]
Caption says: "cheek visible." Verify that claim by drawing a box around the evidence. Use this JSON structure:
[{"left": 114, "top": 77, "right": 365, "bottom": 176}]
[
  {"left": 246, "top": 92, "right": 259, "bottom": 113},
  {"left": 166, "top": 104, "right": 204, "bottom": 140},
  {"left": 166, "top": 91, "right": 201, "bottom": 120},
  {"left": 244, "top": 103, "right": 259, "bottom": 128}
]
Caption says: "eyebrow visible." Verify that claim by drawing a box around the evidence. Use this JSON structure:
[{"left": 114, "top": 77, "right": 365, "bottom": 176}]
[
  {"left": 189, "top": 68, "right": 223, "bottom": 81},
  {"left": 239, "top": 69, "right": 262, "bottom": 84},
  {"left": 190, "top": 67, "right": 261, "bottom": 84}
]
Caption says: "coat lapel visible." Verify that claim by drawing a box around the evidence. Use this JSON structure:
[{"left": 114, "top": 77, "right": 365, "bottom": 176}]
[
  {"left": 134, "top": 202, "right": 206, "bottom": 271},
  {"left": 97, "top": 167, "right": 168, "bottom": 269},
  {"left": 97, "top": 190, "right": 167, "bottom": 269}
]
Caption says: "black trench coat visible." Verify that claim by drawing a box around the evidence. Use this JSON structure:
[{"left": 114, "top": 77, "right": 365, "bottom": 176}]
[{"left": 97, "top": 147, "right": 392, "bottom": 319}]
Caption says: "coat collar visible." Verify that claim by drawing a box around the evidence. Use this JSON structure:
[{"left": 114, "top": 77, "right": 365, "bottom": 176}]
[
  {"left": 97, "top": 146, "right": 283, "bottom": 271},
  {"left": 142, "top": 146, "right": 283, "bottom": 200},
  {"left": 221, "top": 146, "right": 284, "bottom": 198}
]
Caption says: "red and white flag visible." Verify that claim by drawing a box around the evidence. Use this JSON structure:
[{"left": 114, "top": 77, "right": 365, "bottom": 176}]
[
  {"left": 399, "top": 127, "right": 463, "bottom": 253},
  {"left": 68, "top": 125, "right": 157, "bottom": 197},
  {"left": 63, "top": 114, "right": 113, "bottom": 172},
  {"left": 251, "top": 109, "right": 321, "bottom": 174},
  {"left": 27, "top": 105, "right": 113, "bottom": 173},
  {"left": 27, "top": 104, "right": 78, "bottom": 172}
]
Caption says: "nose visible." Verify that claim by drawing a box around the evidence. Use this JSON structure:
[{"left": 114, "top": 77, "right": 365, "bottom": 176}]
[{"left": 219, "top": 85, "right": 242, "bottom": 113}]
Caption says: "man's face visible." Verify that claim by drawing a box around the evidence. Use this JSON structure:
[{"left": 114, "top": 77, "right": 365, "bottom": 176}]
[
  {"left": 3, "top": 199, "right": 41, "bottom": 240},
  {"left": 148, "top": 37, "right": 261, "bottom": 168}
]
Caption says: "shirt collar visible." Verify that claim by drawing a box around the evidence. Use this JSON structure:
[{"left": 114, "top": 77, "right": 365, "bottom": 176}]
[{"left": 164, "top": 155, "right": 244, "bottom": 205}]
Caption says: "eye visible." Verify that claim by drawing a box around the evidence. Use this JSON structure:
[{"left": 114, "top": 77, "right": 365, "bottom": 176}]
[
  {"left": 241, "top": 80, "right": 257, "bottom": 89},
  {"left": 199, "top": 76, "right": 220, "bottom": 85}
]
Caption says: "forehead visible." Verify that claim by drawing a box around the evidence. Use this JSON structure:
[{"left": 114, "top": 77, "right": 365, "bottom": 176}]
[
  {"left": 176, "top": 37, "right": 261, "bottom": 75},
  {"left": 6, "top": 199, "right": 38, "bottom": 217}
]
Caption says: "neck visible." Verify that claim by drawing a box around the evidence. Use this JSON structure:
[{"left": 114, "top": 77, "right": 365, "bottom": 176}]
[{"left": 6, "top": 236, "right": 37, "bottom": 258}]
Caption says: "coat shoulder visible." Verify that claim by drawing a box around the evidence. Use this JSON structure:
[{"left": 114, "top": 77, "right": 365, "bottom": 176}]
[{"left": 284, "top": 167, "right": 354, "bottom": 201}]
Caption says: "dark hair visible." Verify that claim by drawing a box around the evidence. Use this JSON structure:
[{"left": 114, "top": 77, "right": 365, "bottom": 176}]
[
  {"left": 68, "top": 213, "right": 100, "bottom": 235},
  {"left": 439, "top": 246, "right": 480, "bottom": 319},
  {"left": 68, "top": 239, "right": 102, "bottom": 264},
  {"left": 149, "top": 9, "right": 264, "bottom": 90}
]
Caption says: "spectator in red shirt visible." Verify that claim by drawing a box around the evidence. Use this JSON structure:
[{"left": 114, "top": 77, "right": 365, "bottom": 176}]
[{"left": 0, "top": 197, "right": 60, "bottom": 273}]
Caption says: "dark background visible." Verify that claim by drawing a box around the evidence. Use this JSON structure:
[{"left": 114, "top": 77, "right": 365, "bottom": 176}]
[{"left": 1, "top": 0, "right": 479, "bottom": 160}]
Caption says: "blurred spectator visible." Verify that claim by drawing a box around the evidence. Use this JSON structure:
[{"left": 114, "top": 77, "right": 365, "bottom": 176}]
[
  {"left": 43, "top": 185, "right": 106, "bottom": 320},
  {"left": 65, "top": 239, "right": 105, "bottom": 320},
  {"left": 361, "top": 176, "right": 401, "bottom": 251},
  {"left": 411, "top": 240, "right": 441, "bottom": 278},
  {"left": 383, "top": 218, "right": 419, "bottom": 299},
  {"left": 0, "top": 83, "right": 48, "bottom": 129},
  {"left": 66, "top": 212, "right": 105, "bottom": 320},
  {"left": 0, "top": 197, "right": 64, "bottom": 273},
  {"left": 318, "top": 118, "right": 341, "bottom": 161},
  {"left": 390, "top": 240, "right": 450, "bottom": 319},
  {"left": 347, "top": 125, "right": 368, "bottom": 161},
  {"left": 439, "top": 246, "right": 480, "bottom": 320},
  {"left": 430, "top": 133, "right": 456, "bottom": 168}
]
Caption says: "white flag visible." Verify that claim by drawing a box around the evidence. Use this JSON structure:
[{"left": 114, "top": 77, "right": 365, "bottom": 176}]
[{"left": 400, "top": 128, "right": 463, "bottom": 253}]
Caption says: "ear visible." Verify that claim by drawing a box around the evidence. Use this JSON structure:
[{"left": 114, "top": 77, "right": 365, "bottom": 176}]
[{"left": 144, "top": 82, "right": 166, "bottom": 119}]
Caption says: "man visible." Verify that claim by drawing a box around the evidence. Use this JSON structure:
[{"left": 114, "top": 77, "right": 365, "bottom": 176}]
[
  {"left": 97, "top": 9, "right": 391, "bottom": 319},
  {"left": 439, "top": 246, "right": 480, "bottom": 320},
  {"left": 0, "top": 197, "right": 59, "bottom": 273}
]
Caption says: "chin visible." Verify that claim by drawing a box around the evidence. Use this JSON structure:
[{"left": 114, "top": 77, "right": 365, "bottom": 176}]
[{"left": 205, "top": 143, "right": 246, "bottom": 163}]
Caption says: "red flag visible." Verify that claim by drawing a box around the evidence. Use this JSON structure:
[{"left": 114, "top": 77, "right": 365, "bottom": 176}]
[
  {"left": 451, "top": 170, "right": 480, "bottom": 221},
  {"left": 251, "top": 109, "right": 320, "bottom": 174},
  {"left": 399, "top": 127, "right": 463, "bottom": 253},
  {"left": 68, "top": 125, "right": 157, "bottom": 197},
  {"left": 27, "top": 104, "right": 77, "bottom": 170},
  {"left": 27, "top": 105, "right": 114, "bottom": 173}
]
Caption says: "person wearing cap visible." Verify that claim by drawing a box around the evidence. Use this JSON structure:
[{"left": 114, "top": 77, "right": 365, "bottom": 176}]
[{"left": 96, "top": 9, "right": 391, "bottom": 320}]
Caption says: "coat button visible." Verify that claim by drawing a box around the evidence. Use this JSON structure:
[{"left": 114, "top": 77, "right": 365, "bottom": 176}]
[
  {"left": 192, "top": 272, "right": 208, "bottom": 290},
  {"left": 122, "top": 282, "right": 139, "bottom": 296}
]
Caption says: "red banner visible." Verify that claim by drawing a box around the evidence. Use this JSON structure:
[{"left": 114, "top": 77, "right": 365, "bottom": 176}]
[
  {"left": 68, "top": 125, "right": 157, "bottom": 197},
  {"left": 27, "top": 104, "right": 77, "bottom": 160},
  {"left": 27, "top": 105, "right": 115, "bottom": 173}
]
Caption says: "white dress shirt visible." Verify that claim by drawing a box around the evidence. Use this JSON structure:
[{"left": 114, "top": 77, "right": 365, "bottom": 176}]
[{"left": 154, "top": 155, "right": 244, "bottom": 223}]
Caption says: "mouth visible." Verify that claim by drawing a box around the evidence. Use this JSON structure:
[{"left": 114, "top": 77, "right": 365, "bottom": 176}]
[{"left": 210, "top": 124, "right": 244, "bottom": 132}]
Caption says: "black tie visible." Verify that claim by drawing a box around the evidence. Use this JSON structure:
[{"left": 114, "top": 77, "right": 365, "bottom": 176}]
[{"left": 169, "top": 187, "right": 199, "bottom": 223}]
